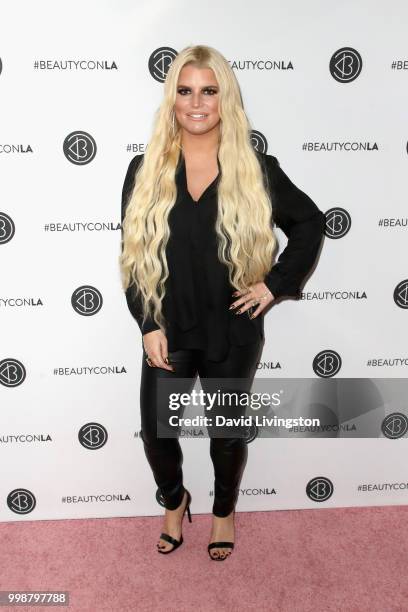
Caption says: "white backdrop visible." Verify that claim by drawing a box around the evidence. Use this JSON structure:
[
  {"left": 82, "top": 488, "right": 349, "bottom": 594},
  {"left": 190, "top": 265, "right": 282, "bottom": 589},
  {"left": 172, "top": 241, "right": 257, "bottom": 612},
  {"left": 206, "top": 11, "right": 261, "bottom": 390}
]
[{"left": 1, "top": 0, "right": 408, "bottom": 522}]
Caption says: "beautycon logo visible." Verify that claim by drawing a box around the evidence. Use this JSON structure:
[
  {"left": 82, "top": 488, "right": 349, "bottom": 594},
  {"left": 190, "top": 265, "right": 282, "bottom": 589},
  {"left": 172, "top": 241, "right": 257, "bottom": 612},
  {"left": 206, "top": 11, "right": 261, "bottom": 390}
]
[
  {"left": 329, "top": 47, "right": 362, "bottom": 83},
  {"left": 381, "top": 413, "right": 408, "bottom": 439},
  {"left": 0, "top": 212, "right": 15, "bottom": 244},
  {"left": 71, "top": 286, "right": 103, "bottom": 316},
  {"left": 324, "top": 207, "right": 351, "bottom": 239},
  {"left": 78, "top": 423, "right": 108, "bottom": 450},
  {"left": 306, "top": 477, "right": 334, "bottom": 502},
  {"left": 313, "top": 350, "right": 342, "bottom": 377},
  {"left": 0, "top": 358, "right": 26, "bottom": 387},
  {"left": 63, "top": 131, "right": 97, "bottom": 165},
  {"left": 302, "top": 290, "right": 367, "bottom": 302},
  {"left": 7, "top": 488, "right": 36, "bottom": 515},
  {"left": 148, "top": 47, "right": 178, "bottom": 83},
  {"left": 250, "top": 130, "right": 268, "bottom": 153},
  {"left": 393, "top": 280, "right": 408, "bottom": 309},
  {"left": 1, "top": 296, "right": 44, "bottom": 309},
  {"left": 0, "top": 144, "right": 33, "bottom": 154},
  {"left": 0, "top": 433, "right": 52, "bottom": 445}
]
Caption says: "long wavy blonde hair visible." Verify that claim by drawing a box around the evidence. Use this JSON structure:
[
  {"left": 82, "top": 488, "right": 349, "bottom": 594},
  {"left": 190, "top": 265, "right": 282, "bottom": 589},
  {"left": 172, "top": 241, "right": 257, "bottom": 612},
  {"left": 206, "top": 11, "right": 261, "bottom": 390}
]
[{"left": 119, "top": 44, "right": 277, "bottom": 332}]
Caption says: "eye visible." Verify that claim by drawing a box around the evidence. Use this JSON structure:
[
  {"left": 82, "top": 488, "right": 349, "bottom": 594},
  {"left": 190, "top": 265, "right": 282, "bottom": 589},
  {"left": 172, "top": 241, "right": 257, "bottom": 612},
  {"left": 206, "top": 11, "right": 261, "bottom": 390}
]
[{"left": 177, "top": 87, "right": 218, "bottom": 95}]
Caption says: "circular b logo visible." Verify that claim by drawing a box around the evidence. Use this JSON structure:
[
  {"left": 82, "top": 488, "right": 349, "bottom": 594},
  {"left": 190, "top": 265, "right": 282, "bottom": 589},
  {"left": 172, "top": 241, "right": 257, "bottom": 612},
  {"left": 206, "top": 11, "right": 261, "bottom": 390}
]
[
  {"left": 78, "top": 423, "right": 108, "bottom": 449},
  {"left": 330, "top": 47, "right": 362, "bottom": 83},
  {"left": 71, "top": 285, "right": 103, "bottom": 316},
  {"left": 324, "top": 207, "right": 351, "bottom": 239},
  {"left": 63, "top": 131, "right": 97, "bottom": 165},
  {"left": 381, "top": 413, "right": 408, "bottom": 439},
  {"left": 306, "top": 477, "right": 334, "bottom": 502},
  {"left": 7, "top": 488, "right": 36, "bottom": 514},
  {"left": 0, "top": 358, "right": 26, "bottom": 387},
  {"left": 393, "top": 280, "right": 408, "bottom": 309},
  {"left": 148, "top": 47, "right": 178, "bottom": 83},
  {"left": 250, "top": 130, "right": 268, "bottom": 153},
  {"left": 0, "top": 212, "right": 15, "bottom": 244},
  {"left": 313, "top": 350, "right": 342, "bottom": 378}
]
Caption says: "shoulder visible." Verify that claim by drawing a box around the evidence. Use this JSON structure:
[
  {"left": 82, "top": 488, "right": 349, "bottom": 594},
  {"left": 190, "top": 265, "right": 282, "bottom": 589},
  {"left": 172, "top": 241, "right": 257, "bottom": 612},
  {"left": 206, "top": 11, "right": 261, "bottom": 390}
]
[
  {"left": 127, "top": 153, "right": 144, "bottom": 172},
  {"left": 122, "top": 153, "right": 145, "bottom": 210},
  {"left": 255, "top": 150, "right": 277, "bottom": 162},
  {"left": 254, "top": 150, "right": 279, "bottom": 168},
  {"left": 254, "top": 151, "right": 280, "bottom": 190},
  {"left": 123, "top": 153, "right": 144, "bottom": 189}
]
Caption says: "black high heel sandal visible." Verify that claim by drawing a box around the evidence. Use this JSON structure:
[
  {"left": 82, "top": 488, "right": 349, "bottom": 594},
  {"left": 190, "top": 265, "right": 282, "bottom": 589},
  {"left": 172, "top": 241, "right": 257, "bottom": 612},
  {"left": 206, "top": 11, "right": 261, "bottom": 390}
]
[
  {"left": 157, "top": 489, "right": 192, "bottom": 554},
  {"left": 208, "top": 509, "right": 235, "bottom": 560}
]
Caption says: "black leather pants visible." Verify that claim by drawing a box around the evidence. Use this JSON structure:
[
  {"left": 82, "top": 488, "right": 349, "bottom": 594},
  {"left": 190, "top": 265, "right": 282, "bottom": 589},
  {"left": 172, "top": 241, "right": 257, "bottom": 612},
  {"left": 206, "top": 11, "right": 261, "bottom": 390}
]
[{"left": 139, "top": 339, "right": 263, "bottom": 517}]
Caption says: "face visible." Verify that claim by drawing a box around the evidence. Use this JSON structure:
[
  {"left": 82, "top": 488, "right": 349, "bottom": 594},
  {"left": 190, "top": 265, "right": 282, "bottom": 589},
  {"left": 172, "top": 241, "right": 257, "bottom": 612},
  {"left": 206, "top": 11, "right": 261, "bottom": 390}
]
[{"left": 174, "top": 64, "right": 220, "bottom": 136}]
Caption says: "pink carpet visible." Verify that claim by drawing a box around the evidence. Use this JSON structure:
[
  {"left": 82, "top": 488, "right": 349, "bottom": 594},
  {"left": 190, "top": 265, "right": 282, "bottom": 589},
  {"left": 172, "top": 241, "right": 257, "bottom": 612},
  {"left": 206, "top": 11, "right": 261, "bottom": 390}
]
[{"left": 1, "top": 505, "right": 407, "bottom": 611}]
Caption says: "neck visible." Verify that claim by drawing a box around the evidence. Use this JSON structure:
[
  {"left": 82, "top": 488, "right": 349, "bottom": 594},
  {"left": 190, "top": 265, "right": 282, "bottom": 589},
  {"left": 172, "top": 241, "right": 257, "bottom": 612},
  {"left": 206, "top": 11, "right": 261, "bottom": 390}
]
[{"left": 180, "top": 128, "right": 220, "bottom": 160}]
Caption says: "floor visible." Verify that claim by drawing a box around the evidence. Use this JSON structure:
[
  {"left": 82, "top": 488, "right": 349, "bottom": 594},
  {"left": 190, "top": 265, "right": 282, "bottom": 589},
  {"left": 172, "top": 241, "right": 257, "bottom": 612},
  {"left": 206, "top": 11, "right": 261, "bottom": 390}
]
[{"left": 1, "top": 505, "right": 407, "bottom": 611}]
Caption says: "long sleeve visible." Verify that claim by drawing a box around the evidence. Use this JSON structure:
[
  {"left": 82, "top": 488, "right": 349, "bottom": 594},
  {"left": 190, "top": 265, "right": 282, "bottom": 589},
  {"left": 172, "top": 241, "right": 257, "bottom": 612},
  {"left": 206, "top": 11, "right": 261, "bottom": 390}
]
[
  {"left": 262, "top": 155, "right": 326, "bottom": 299},
  {"left": 121, "top": 154, "right": 161, "bottom": 335}
]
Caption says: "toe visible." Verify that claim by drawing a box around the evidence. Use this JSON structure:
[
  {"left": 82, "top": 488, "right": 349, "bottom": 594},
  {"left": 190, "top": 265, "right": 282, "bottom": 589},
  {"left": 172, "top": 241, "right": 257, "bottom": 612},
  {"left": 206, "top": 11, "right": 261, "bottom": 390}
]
[
  {"left": 157, "top": 539, "right": 171, "bottom": 552},
  {"left": 209, "top": 544, "right": 234, "bottom": 559}
]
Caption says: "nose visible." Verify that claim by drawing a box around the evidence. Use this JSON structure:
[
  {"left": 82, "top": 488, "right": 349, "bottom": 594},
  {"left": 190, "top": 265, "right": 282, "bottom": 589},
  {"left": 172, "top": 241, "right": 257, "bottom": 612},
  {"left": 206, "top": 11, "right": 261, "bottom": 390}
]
[{"left": 191, "top": 91, "right": 202, "bottom": 107}]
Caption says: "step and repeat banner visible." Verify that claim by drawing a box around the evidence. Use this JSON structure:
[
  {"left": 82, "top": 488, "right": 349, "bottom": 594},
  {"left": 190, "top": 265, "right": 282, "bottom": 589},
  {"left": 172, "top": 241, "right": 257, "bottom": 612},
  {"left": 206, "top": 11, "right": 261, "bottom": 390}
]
[{"left": 1, "top": 0, "right": 407, "bottom": 522}]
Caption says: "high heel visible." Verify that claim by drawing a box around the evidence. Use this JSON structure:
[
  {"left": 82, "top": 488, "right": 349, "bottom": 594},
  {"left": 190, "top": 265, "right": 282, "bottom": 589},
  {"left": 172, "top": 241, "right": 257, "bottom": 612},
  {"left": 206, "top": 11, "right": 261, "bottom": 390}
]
[
  {"left": 207, "top": 510, "right": 235, "bottom": 560},
  {"left": 157, "top": 488, "right": 192, "bottom": 554}
]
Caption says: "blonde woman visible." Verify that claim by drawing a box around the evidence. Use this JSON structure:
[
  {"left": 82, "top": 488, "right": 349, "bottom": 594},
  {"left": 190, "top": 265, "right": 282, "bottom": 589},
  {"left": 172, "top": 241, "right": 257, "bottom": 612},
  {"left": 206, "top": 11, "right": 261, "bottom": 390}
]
[{"left": 120, "top": 45, "right": 325, "bottom": 560}]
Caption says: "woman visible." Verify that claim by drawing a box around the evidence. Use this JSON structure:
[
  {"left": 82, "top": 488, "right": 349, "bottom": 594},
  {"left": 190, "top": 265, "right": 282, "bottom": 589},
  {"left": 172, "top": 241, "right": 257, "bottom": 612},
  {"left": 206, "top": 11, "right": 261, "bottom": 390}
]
[{"left": 120, "top": 45, "right": 325, "bottom": 560}]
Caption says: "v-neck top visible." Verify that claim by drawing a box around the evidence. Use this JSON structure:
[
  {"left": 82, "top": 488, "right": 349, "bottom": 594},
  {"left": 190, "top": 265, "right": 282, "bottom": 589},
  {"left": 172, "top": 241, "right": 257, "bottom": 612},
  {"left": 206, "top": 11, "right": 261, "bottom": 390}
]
[{"left": 121, "top": 150, "right": 326, "bottom": 362}]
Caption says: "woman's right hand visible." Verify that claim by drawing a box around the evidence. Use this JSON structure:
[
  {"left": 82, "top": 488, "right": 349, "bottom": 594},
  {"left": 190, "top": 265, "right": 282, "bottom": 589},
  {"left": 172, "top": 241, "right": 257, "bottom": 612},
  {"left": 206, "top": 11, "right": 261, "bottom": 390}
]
[{"left": 143, "top": 329, "right": 174, "bottom": 371}]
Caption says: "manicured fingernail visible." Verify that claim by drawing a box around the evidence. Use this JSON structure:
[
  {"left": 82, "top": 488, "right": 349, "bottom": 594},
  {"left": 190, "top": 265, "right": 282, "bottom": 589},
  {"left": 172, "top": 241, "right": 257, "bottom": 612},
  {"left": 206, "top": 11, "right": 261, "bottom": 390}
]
[{"left": 235, "top": 309, "right": 241, "bottom": 314}]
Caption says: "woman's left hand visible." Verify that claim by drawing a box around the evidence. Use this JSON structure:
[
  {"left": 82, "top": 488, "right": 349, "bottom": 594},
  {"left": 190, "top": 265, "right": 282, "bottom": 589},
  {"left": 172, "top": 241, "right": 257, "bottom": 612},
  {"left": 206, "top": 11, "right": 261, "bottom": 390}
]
[{"left": 229, "top": 282, "right": 275, "bottom": 319}]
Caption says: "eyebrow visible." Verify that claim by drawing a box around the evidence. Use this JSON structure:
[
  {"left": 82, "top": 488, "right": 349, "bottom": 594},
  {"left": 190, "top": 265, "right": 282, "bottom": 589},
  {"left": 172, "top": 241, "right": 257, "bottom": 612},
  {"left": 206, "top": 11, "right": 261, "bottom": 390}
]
[{"left": 177, "top": 84, "right": 218, "bottom": 88}]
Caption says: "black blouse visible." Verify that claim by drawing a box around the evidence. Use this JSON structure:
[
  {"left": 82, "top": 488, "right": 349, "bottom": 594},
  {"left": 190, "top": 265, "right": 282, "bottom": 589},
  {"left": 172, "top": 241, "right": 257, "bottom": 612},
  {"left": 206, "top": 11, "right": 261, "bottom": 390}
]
[{"left": 121, "top": 151, "right": 326, "bottom": 361}]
